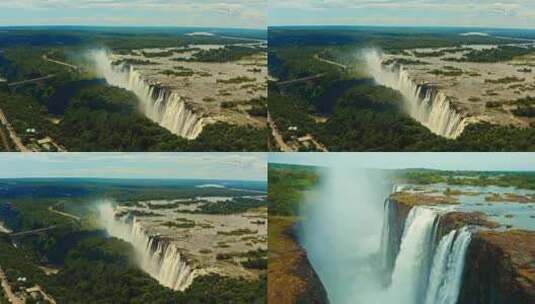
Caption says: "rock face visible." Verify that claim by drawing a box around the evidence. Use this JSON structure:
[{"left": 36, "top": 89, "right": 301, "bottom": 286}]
[
  {"left": 458, "top": 230, "right": 535, "bottom": 304},
  {"left": 436, "top": 211, "right": 500, "bottom": 239},
  {"left": 292, "top": 231, "right": 330, "bottom": 304},
  {"left": 388, "top": 195, "right": 534, "bottom": 304},
  {"left": 364, "top": 50, "right": 469, "bottom": 138},
  {"left": 381, "top": 198, "right": 412, "bottom": 273},
  {"left": 368, "top": 45, "right": 535, "bottom": 134},
  {"left": 268, "top": 217, "right": 328, "bottom": 304}
]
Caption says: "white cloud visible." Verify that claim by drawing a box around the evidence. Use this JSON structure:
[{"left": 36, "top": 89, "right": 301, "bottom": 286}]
[
  {"left": 268, "top": 0, "right": 535, "bottom": 28},
  {"left": 0, "top": 153, "right": 267, "bottom": 181},
  {"left": 0, "top": 0, "right": 266, "bottom": 28}
]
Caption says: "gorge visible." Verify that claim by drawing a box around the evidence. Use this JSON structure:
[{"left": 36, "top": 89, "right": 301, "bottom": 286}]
[
  {"left": 89, "top": 49, "right": 204, "bottom": 140},
  {"left": 97, "top": 202, "right": 196, "bottom": 291},
  {"left": 301, "top": 168, "right": 535, "bottom": 304},
  {"left": 364, "top": 50, "right": 467, "bottom": 139}
]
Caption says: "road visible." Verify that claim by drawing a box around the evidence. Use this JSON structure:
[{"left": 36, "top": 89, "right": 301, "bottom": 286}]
[
  {"left": 268, "top": 112, "right": 296, "bottom": 152},
  {"left": 0, "top": 266, "right": 24, "bottom": 304},
  {"left": 43, "top": 55, "right": 79, "bottom": 71},
  {"left": 48, "top": 206, "right": 81, "bottom": 221},
  {"left": 0, "top": 108, "right": 29, "bottom": 152},
  {"left": 274, "top": 53, "right": 347, "bottom": 86},
  {"left": 7, "top": 74, "right": 56, "bottom": 87},
  {"left": 314, "top": 54, "right": 348, "bottom": 70}
]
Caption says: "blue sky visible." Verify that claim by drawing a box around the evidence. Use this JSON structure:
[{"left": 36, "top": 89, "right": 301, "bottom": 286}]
[
  {"left": 0, "top": 153, "right": 267, "bottom": 181},
  {"left": 269, "top": 153, "right": 535, "bottom": 171},
  {"left": 0, "top": 0, "right": 265, "bottom": 28},
  {"left": 269, "top": 0, "right": 535, "bottom": 29}
]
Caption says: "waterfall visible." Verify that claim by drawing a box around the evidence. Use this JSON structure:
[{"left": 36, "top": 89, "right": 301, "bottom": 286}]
[
  {"left": 380, "top": 198, "right": 402, "bottom": 278},
  {"left": 387, "top": 207, "right": 440, "bottom": 304},
  {"left": 88, "top": 49, "right": 204, "bottom": 140},
  {"left": 97, "top": 203, "right": 196, "bottom": 291},
  {"left": 378, "top": 204, "right": 473, "bottom": 304},
  {"left": 363, "top": 49, "right": 467, "bottom": 139},
  {"left": 380, "top": 185, "right": 408, "bottom": 277},
  {"left": 424, "top": 227, "right": 472, "bottom": 304},
  {"left": 300, "top": 169, "right": 475, "bottom": 304}
]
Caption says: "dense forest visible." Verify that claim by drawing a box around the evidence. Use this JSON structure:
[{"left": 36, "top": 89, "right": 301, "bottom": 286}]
[
  {"left": 268, "top": 29, "right": 535, "bottom": 152},
  {"left": 268, "top": 164, "right": 319, "bottom": 216},
  {"left": 0, "top": 182, "right": 267, "bottom": 304},
  {"left": 0, "top": 28, "right": 267, "bottom": 152},
  {"left": 189, "top": 46, "right": 262, "bottom": 63},
  {"left": 0, "top": 234, "right": 266, "bottom": 304}
]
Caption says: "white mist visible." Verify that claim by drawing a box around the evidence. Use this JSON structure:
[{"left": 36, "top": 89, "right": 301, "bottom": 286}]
[
  {"left": 88, "top": 49, "right": 204, "bottom": 139},
  {"left": 362, "top": 49, "right": 467, "bottom": 139},
  {"left": 97, "top": 201, "right": 196, "bottom": 291},
  {"left": 300, "top": 167, "right": 391, "bottom": 304},
  {"left": 300, "top": 167, "right": 472, "bottom": 304}
]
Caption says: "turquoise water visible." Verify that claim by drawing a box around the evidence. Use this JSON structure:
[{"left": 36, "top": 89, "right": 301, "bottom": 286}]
[{"left": 397, "top": 183, "right": 535, "bottom": 231}]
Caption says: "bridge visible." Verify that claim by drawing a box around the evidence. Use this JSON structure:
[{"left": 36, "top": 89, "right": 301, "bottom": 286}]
[
  {"left": 7, "top": 74, "right": 57, "bottom": 87},
  {"left": 6, "top": 55, "right": 82, "bottom": 88},
  {"left": 276, "top": 73, "right": 325, "bottom": 86},
  {"left": 8, "top": 226, "right": 57, "bottom": 237}
]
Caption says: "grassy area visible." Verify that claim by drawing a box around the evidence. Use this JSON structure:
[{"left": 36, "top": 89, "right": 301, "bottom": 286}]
[
  {"left": 0, "top": 28, "right": 267, "bottom": 152},
  {"left": 268, "top": 164, "right": 320, "bottom": 216},
  {"left": 0, "top": 178, "right": 268, "bottom": 303},
  {"left": 269, "top": 27, "right": 535, "bottom": 152},
  {"left": 185, "top": 197, "right": 267, "bottom": 215},
  {"left": 399, "top": 169, "right": 535, "bottom": 190},
  {"left": 268, "top": 216, "right": 307, "bottom": 304},
  {"left": 189, "top": 46, "right": 262, "bottom": 63}
]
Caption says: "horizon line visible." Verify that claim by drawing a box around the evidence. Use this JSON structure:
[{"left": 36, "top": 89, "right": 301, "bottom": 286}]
[
  {"left": 0, "top": 24, "right": 267, "bottom": 30},
  {"left": 0, "top": 176, "right": 267, "bottom": 182},
  {"left": 268, "top": 162, "right": 535, "bottom": 172},
  {"left": 267, "top": 24, "right": 535, "bottom": 31}
]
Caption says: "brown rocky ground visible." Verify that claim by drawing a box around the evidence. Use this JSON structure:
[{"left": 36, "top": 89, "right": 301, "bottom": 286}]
[
  {"left": 485, "top": 193, "right": 535, "bottom": 203},
  {"left": 383, "top": 45, "right": 535, "bottom": 129},
  {"left": 390, "top": 191, "right": 459, "bottom": 207},
  {"left": 440, "top": 211, "right": 501, "bottom": 231},
  {"left": 268, "top": 216, "right": 328, "bottom": 304},
  {"left": 390, "top": 192, "right": 534, "bottom": 303},
  {"left": 459, "top": 230, "right": 535, "bottom": 304}
]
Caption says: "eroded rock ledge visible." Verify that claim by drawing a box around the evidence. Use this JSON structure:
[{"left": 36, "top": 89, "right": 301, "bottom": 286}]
[
  {"left": 388, "top": 194, "right": 535, "bottom": 304},
  {"left": 458, "top": 230, "right": 535, "bottom": 304}
]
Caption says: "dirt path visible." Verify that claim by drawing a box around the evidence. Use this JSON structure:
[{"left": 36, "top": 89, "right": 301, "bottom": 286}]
[
  {"left": 301, "top": 134, "right": 329, "bottom": 152},
  {"left": 0, "top": 266, "right": 24, "bottom": 304},
  {"left": 31, "top": 285, "right": 57, "bottom": 304},
  {"left": 0, "top": 108, "right": 29, "bottom": 152},
  {"left": 0, "top": 123, "right": 11, "bottom": 151},
  {"left": 0, "top": 222, "right": 11, "bottom": 234},
  {"left": 268, "top": 112, "right": 296, "bottom": 152}
]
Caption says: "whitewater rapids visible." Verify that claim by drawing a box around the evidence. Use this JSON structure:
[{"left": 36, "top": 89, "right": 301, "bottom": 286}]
[
  {"left": 97, "top": 202, "right": 196, "bottom": 291},
  {"left": 363, "top": 49, "right": 467, "bottom": 139},
  {"left": 89, "top": 49, "right": 204, "bottom": 140}
]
